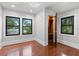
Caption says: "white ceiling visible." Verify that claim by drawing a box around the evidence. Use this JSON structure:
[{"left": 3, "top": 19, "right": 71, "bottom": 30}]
[{"left": 0, "top": 2, "right": 79, "bottom": 14}]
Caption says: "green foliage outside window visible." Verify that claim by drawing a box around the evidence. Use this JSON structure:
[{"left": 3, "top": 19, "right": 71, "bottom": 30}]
[
  {"left": 6, "top": 16, "right": 20, "bottom": 36},
  {"left": 61, "top": 16, "right": 74, "bottom": 35},
  {"left": 22, "top": 18, "right": 32, "bottom": 34}
]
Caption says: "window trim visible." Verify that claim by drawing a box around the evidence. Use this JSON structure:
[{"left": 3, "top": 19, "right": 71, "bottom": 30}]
[
  {"left": 22, "top": 18, "right": 32, "bottom": 35},
  {"left": 6, "top": 16, "right": 20, "bottom": 36},
  {"left": 61, "top": 16, "right": 74, "bottom": 35}
]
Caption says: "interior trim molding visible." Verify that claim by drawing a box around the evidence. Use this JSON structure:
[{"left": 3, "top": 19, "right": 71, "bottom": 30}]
[
  {"left": 58, "top": 39, "right": 79, "bottom": 49},
  {"left": 34, "top": 39, "right": 47, "bottom": 46},
  {"left": 2, "top": 38, "right": 34, "bottom": 47},
  {"left": 1, "top": 38, "right": 47, "bottom": 47}
]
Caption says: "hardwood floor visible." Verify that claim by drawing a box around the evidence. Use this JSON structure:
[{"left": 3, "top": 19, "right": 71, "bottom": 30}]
[{"left": 0, "top": 40, "right": 79, "bottom": 56}]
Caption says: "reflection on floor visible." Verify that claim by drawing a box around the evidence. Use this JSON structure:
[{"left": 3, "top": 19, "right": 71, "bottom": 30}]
[{"left": 0, "top": 40, "right": 79, "bottom": 56}]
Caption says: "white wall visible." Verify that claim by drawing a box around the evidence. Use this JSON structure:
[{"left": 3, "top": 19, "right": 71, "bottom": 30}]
[
  {"left": 35, "top": 8, "right": 56, "bottom": 46},
  {"left": 2, "top": 8, "right": 35, "bottom": 46},
  {"left": 35, "top": 9, "right": 46, "bottom": 46},
  {"left": 0, "top": 6, "right": 2, "bottom": 49},
  {"left": 57, "top": 9, "right": 79, "bottom": 49}
]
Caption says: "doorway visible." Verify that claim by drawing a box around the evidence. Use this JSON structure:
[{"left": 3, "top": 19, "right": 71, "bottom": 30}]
[
  {"left": 48, "top": 16, "right": 54, "bottom": 45},
  {"left": 48, "top": 14, "right": 57, "bottom": 46}
]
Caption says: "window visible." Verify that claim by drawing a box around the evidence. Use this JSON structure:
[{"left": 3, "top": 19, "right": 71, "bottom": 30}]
[
  {"left": 22, "top": 18, "right": 32, "bottom": 34},
  {"left": 6, "top": 16, "right": 20, "bottom": 36},
  {"left": 61, "top": 16, "right": 74, "bottom": 35}
]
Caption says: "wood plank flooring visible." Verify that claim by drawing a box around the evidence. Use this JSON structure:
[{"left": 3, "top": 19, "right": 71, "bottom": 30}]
[{"left": 0, "top": 40, "right": 79, "bottom": 56}]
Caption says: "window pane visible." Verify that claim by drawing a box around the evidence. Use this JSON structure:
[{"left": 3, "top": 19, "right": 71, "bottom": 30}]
[
  {"left": 23, "top": 27, "right": 32, "bottom": 34},
  {"left": 61, "top": 19, "right": 66, "bottom": 25},
  {"left": 61, "top": 17, "right": 73, "bottom": 25},
  {"left": 62, "top": 26, "right": 72, "bottom": 33},
  {"left": 7, "top": 27, "right": 19, "bottom": 35},
  {"left": 61, "top": 16, "right": 74, "bottom": 35},
  {"left": 22, "top": 18, "right": 32, "bottom": 34},
  {"left": 7, "top": 17, "right": 19, "bottom": 27},
  {"left": 6, "top": 16, "right": 20, "bottom": 36},
  {"left": 23, "top": 19, "right": 32, "bottom": 26},
  {"left": 66, "top": 18, "right": 72, "bottom": 25}
]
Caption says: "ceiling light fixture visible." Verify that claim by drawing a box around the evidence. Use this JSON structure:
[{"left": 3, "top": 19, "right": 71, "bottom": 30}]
[
  {"left": 29, "top": 2, "right": 41, "bottom": 7},
  {"left": 11, "top": 5, "right": 15, "bottom": 7}
]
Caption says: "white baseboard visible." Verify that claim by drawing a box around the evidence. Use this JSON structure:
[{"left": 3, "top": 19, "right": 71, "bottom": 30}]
[
  {"left": 58, "top": 39, "right": 79, "bottom": 49},
  {"left": 35, "top": 39, "right": 48, "bottom": 46},
  {"left": 1, "top": 38, "right": 47, "bottom": 47},
  {"left": 2, "top": 38, "right": 34, "bottom": 47},
  {"left": 2, "top": 38, "right": 79, "bottom": 50}
]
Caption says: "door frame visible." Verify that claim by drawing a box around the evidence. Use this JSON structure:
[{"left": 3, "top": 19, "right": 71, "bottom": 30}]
[
  {"left": 48, "top": 16, "right": 54, "bottom": 44},
  {"left": 48, "top": 14, "right": 57, "bottom": 46}
]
